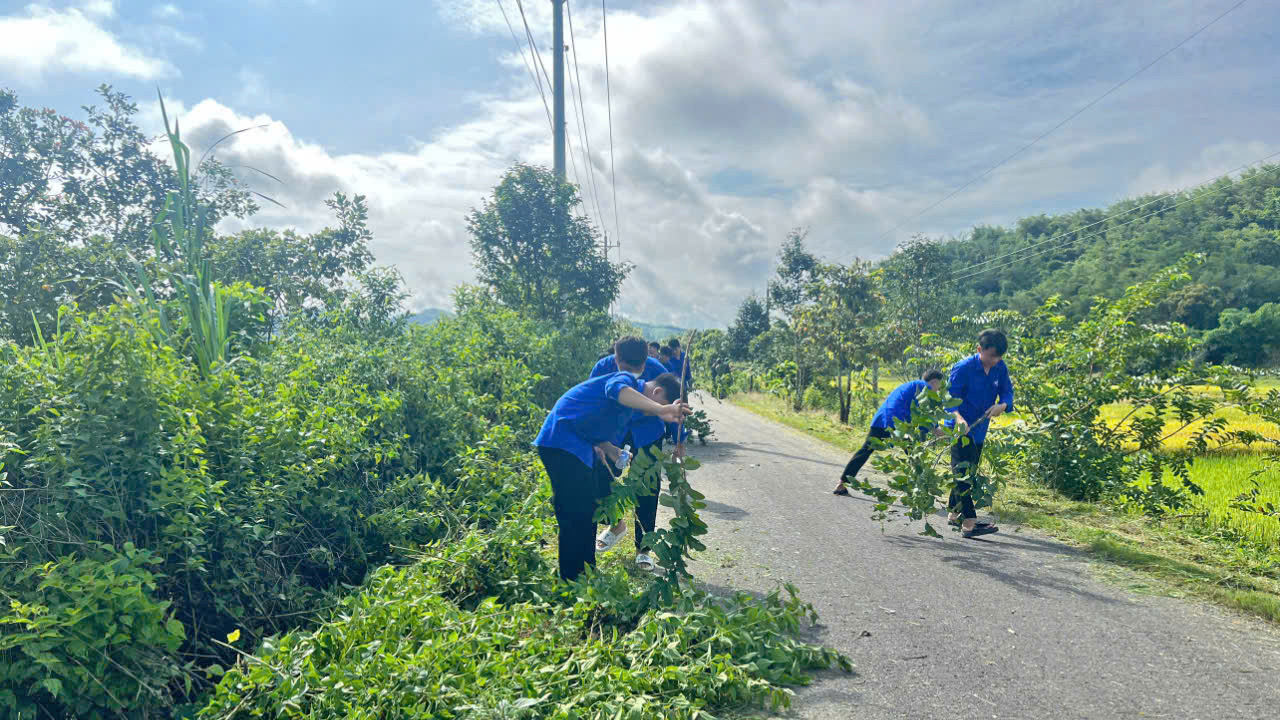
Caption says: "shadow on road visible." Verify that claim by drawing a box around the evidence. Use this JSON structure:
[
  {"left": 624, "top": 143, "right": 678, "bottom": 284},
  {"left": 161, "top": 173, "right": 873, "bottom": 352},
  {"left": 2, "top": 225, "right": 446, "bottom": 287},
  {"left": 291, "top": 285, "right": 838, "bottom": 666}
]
[{"left": 707, "top": 440, "right": 845, "bottom": 469}]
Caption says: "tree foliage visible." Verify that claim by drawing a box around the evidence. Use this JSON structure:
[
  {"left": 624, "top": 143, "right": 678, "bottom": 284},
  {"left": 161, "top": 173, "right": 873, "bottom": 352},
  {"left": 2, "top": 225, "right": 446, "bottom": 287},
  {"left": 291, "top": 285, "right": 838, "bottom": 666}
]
[{"left": 467, "top": 163, "right": 629, "bottom": 324}]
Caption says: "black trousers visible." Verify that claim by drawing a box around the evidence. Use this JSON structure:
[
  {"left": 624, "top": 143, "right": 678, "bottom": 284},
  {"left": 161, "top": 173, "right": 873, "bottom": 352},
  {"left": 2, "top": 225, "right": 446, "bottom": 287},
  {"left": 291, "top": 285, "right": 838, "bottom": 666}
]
[
  {"left": 948, "top": 440, "right": 984, "bottom": 520},
  {"left": 841, "top": 426, "right": 892, "bottom": 482},
  {"left": 537, "top": 446, "right": 598, "bottom": 581}
]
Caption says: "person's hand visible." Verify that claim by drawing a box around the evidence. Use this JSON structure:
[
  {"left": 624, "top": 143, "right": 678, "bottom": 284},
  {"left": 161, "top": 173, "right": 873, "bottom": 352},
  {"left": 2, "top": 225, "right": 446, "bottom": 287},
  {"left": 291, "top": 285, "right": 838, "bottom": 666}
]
[
  {"left": 658, "top": 402, "right": 692, "bottom": 424},
  {"left": 954, "top": 414, "right": 969, "bottom": 436},
  {"left": 595, "top": 442, "right": 621, "bottom": 463},
  {"left": 672, "top": 443, "right": 686, "bottom": 460},
  {"left": 987, "top": 402, "right": 1007, "bottom": 419}
]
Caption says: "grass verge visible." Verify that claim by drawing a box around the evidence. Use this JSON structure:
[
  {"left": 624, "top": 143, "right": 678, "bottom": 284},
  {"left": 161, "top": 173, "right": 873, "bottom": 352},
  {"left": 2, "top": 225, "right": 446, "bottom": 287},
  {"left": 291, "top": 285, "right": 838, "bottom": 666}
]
[{"left": 731, "top": 392, "right": 1280, "bottom": 625}]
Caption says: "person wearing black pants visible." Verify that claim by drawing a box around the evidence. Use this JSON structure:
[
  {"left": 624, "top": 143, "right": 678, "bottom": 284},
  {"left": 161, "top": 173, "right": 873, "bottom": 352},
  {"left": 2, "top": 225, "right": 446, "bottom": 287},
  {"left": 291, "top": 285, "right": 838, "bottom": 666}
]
[
  {"left": 833, "top": 369, "right": 944, "bottom": 496},
  {"left": 532, "top": 370, "right": 688, "bottom": 581},
  {"left": 589, "top": 337, "right": 687, "bottom": 572},
  {"left": 943, "top": 328, "right": 1015, "bottom": 539}
]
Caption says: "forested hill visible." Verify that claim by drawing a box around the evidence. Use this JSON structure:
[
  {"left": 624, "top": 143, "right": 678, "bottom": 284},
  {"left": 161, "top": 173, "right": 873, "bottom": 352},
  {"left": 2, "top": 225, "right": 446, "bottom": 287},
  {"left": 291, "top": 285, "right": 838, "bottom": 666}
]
[{"left": 939, "top": 164, "right": 1280, "bottom": 328}]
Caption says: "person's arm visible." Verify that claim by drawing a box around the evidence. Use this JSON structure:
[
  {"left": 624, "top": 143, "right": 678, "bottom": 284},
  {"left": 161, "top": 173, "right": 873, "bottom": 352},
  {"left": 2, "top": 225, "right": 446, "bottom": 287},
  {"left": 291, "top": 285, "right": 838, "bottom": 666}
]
[
  {"left": 949, "top": 366, "right": 969, "bottom": 431},
  {"left": 987, "top": 366, "right": 1014, "bottom": 418},
  {"left": 617, "top": 386, "right": 688, "bottom": 423}
]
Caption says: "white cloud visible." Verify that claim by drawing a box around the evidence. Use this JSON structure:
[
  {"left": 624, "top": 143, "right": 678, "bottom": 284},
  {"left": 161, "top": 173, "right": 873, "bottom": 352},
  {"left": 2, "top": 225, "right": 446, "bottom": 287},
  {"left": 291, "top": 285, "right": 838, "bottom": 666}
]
[
  {"left": 0, "top": 3, "right": 176, "bottom": 81},
  {"left": 1128, "top": 140, "right": 1275, "bottom": 197},
  {"left": 152, "top": 3, "right": 181, "bottom": 20},
  {"left": 133, "top": 0, "right": 1276, "bottom": 327}
]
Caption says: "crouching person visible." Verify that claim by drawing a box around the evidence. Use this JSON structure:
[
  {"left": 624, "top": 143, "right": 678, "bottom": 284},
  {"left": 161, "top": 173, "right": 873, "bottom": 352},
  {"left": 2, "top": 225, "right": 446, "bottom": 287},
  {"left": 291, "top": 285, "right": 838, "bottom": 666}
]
[{"left": 533, "top": 370, "right": 688, "bottom": 581}]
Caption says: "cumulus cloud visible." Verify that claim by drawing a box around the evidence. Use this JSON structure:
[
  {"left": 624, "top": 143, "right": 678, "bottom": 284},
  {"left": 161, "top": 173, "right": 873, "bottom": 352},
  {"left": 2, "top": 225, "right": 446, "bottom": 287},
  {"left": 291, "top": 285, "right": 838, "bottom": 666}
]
[
  {"left": 0, "top": 2, "right": 176, "bottom": 81},
  {"left": 131, "top": 0, "right": 1274, "bottom": 326}
]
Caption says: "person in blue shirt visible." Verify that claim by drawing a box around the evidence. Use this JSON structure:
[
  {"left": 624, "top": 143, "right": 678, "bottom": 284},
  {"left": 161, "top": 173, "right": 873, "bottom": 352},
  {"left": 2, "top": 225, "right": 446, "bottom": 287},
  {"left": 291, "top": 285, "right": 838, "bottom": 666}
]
[
  {"left": 668, "top": 339, "right": 692, "bottom": 388},
  {"left": 588, "top": 337, "right": 687, "bottom": 571},
  {"left": 944, "top": 328, "right": 1014, "bottom": 538},
  {"left": 658, "top": 345, "right": 674, "bottom": 370},
  {"left": 533, "top": 354, "right": 687, "bottom": 581},
  {"left": 833, "top": 369, "right": 945, "bottom": 496},
  {"left": 647, "top": 341, "right": 662, "bottom": 359}
]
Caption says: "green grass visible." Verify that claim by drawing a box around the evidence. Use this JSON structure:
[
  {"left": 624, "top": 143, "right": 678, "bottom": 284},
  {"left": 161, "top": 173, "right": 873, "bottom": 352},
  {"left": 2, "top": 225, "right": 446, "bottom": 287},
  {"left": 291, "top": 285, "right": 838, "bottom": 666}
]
[{"left": 731, "top": 392, "right": 1280, "bottom": 625}]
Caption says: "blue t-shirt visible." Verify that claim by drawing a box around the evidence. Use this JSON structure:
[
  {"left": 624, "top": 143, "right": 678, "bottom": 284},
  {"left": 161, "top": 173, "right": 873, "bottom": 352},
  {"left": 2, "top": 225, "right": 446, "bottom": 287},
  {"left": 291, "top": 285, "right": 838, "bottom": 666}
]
[
  {"left": 871, "top": 380, "right": 929, "bottom": 430},
  {"left": 533, "top": 372, "right": 645, "bottom": 468},
  {"left": 943, "top": 354, "right": 1015, "bottom": 445},
  {"left": 589, "top": 356, "right": 672, "bottom": 447}
]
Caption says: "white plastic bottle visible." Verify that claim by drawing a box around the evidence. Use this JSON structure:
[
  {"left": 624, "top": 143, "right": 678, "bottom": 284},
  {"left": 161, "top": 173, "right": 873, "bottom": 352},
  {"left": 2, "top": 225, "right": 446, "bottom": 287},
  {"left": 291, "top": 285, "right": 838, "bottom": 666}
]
[{"left": 616, "top": 444, "right": 632, "bottom": 469}]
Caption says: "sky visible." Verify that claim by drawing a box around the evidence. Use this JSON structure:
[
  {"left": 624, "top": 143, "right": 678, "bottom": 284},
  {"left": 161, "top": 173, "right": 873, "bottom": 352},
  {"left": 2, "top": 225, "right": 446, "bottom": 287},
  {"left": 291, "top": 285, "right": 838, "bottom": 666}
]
[{"left": 2, "top": 0, "right": 1278, "bottom": 327}]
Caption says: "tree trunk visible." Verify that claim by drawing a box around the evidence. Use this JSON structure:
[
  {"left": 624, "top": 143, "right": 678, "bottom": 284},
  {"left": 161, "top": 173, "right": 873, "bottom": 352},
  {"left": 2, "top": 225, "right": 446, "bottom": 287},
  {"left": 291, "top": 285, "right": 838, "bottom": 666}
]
[{"left": 838, "top": 373, "right": 851, "bottom": 424}]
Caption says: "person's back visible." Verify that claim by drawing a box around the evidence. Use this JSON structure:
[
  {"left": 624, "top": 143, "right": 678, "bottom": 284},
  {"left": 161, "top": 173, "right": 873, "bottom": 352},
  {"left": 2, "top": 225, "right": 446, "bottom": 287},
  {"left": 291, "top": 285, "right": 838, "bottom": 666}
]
[{"left": 834, "top": 370, "right": 943, "bottom": 495}]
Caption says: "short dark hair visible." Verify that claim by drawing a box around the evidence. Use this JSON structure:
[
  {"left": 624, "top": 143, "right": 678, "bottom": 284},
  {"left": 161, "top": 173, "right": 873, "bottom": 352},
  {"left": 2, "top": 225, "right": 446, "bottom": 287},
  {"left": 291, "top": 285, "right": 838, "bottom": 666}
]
[
  {"left": 614, "top": 336, "right": 648, "bottom": 368},
  {"left": 668, "top": 338, "right": 681, "bottom": 349},
  {"left": 648, "top": 341, "right": 661, "bottom": 350},
  {"left": 659, "top": 346, "right": 672, "bottom": 358},
  {"left": 922, "top": 368, "right": 944, "bottom": 383},
  {"left": 977, "top": 328, "right": 1008, "bottom": 356},
  {"left": 651, "top": 372, "right": 682, "bottom": 403}
]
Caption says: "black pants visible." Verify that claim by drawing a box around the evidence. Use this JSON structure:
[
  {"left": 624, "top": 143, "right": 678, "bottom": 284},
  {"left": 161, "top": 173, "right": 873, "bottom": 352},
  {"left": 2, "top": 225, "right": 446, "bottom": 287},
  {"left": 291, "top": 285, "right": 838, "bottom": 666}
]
[
  {"left": 841, "top": 426, "right": 892, "bottom": 482},
  {"left": 537, "top": 446, "right": 598, "bottom": 581},
  {"left": 948, "top": 440, "right": 984, "bottom": 520},
  {"left": 632, "top": 442, "right": 663, "bottom": 552}
]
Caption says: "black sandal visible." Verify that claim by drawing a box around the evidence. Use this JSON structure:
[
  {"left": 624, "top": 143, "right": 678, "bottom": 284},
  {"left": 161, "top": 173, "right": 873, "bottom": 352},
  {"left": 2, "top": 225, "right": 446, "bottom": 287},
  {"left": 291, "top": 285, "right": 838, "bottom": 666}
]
[
  {"left": 962, "top": 525, "right": 999, "bottom": 539},
  {"left": 948, "top": 517, "right": 994, "bottom": 528},
  {"left": 833, "top": 485, "right": 850, "bottom": 496}
]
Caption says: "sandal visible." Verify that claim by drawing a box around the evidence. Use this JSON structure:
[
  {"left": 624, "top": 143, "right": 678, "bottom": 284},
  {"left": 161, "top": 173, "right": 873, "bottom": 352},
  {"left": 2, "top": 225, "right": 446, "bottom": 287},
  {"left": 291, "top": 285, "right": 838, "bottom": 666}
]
[
  {"left": 635, "top": 552, "right": 657, "bottom": 572},
  {"left": 948, "top": 517, "right": 995, "bottom": 528},
  {"left": 962, "top": 525, "right": 999, "bottom": 539},
  {"left": 596, "top": 526, "right": 626, "bottom": 553},
  {"left": 833, "top": 485, "right": 850, "bottom": 496}
]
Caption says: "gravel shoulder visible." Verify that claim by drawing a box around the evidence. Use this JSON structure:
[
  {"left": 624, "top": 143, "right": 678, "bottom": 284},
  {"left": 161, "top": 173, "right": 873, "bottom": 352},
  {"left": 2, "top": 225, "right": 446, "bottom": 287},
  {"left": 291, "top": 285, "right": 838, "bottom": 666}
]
[{"left": 663, "top": 395, "right": 1280, "bottom": 720}]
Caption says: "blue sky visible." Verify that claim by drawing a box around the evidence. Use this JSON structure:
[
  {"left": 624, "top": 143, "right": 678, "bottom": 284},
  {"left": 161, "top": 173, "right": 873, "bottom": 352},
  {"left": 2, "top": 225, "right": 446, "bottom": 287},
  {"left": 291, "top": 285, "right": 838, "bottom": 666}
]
[{"left": 2, "top": 0, "right": 1278, "bottom": 326}]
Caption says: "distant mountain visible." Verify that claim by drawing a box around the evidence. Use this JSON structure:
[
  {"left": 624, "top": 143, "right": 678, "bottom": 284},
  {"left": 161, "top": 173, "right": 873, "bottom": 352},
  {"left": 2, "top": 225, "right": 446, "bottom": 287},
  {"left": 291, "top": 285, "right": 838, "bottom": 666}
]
[
  {"left": 408, "top": 307, "right": 452, "bottom": 325},
  {"left": 625, "top": 320, "right": 689, "bottom": 343}
]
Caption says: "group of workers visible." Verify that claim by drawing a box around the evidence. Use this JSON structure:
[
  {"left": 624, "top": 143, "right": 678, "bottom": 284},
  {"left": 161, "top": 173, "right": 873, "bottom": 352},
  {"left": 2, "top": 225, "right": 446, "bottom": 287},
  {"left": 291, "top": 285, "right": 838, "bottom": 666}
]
[{"left": 532, "top": 327, "right": 1014, "bottom": 581}]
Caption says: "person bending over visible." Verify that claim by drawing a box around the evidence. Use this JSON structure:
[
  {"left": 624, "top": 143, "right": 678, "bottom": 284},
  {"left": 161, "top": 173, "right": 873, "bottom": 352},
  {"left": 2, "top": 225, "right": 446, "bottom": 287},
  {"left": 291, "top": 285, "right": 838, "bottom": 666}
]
[
  {"left": 944, "top": 328, "right": 1014, "bottom": 539},
  {"left": 533, "top": 368, "right": 687, "bottom": 580},
  {"left": 589, "top": 337, "right": 687, "bottom": 571},
  {"left": 833, "top": 369, "right": 945, "bottom": 496}
]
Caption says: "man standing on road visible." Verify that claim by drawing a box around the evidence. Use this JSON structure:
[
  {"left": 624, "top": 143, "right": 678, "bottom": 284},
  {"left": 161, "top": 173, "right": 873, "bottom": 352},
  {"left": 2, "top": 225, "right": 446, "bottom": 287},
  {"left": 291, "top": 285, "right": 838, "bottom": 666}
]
[
  {"left": 668, "top": 339, "right": 692, "bottom": 388},
  {"left": 833, "top": 369, "right": 946, "bottom": 496},
  {"left": 944, "top": 328, "right": 1014, "bottom": 539}
]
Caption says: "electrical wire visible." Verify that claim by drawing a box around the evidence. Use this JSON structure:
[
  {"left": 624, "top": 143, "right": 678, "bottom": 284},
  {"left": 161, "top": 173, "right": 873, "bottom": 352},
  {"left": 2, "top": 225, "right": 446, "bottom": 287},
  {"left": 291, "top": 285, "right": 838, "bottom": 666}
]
[
  {"left": 874, "top": 0, "right": 1250, "bottom": 244},
  {"left": 602, "top": 0, "right": 622, "bottom": 262},
  {"left": 494, "top": 0, "right": 552, "bottom": 131},
  {"left": 948, "top": 148, "right": 1280, "bottom": 278},
  {"left": 566, "top": 0, "right": 607, "bottom": 226},
  {"left": 946, "top": 153, "right": 1280, "bottom": 285}
]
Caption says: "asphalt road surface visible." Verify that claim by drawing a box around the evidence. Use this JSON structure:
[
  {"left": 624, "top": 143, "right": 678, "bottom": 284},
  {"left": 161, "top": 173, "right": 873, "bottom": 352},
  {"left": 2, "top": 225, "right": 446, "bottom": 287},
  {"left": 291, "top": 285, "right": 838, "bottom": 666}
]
[{"left": 665, "top": 395, "right": 1280, "bottom": 720}]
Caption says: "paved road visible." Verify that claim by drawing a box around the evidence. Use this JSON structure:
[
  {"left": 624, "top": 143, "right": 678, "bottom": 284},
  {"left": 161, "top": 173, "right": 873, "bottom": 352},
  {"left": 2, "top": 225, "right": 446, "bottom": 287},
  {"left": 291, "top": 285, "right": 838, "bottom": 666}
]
[{"left": 668, "top": 396, "right": 1280, "bottom": 720}]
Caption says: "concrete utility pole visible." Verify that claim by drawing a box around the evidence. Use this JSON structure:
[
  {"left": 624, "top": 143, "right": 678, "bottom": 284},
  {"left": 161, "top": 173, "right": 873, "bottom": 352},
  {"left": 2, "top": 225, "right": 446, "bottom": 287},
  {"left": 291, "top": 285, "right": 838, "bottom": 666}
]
[{"left": 552, "top": 0, "right": 566, "bottom": 179}]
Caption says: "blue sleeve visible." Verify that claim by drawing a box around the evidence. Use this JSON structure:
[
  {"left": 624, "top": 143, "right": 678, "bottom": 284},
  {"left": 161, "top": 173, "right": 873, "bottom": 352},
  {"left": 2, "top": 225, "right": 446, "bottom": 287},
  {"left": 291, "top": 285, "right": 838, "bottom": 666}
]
[
  {"left": 603, "top": 372, "right": 641, "bottom": 401},
  {"left": 999, "top": 365, "right": 1014, "bottom": 412},
  {"left": 590, "top": 356, "right": 613, "bottom": 379},
  {"left": 948, "top": 364, "right": 966, "bottom": 405}
]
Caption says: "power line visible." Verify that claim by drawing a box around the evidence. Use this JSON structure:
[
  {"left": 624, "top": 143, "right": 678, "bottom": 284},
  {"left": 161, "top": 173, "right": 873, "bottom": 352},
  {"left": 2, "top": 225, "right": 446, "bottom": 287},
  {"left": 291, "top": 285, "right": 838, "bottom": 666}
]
[
  {"left": 874, "top": 0, "right": 1250, "bottom": 245},
  {"left": 949, "top": 149, "right": 1280, "bottom": 278},
  {"left": 494, "top": 0, "right": 552, "bottom": 131},
  {"left": 514, "top": 0, "right": 586, "bottom": 215},
  {"left": 566, "top": 0, "right": 607, "bottom": 227},
  {"left": 602, "top": 0, "right": 621, "bottom": 262},
  {"left": 946, "top": 151, "right": 1280, "bottom": 285}
]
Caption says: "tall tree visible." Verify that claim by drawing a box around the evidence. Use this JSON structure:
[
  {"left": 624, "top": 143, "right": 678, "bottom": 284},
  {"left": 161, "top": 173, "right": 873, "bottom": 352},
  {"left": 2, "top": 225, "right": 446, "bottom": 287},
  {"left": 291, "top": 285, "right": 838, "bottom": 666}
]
[
  {"left": 766, "top": 228, "right": 822, "bottom": 409},
  {"left": 0, "top": 85, "right": 256, "bottom": 250},
  {"left": 794, "top": 261, "right": 881, "bottom": 423},
  {"left": 727, "top": 293, "right": 769, "bottom": 360},
  {"left": 467, "top": 163, "right": 629, "bottom": 323}
]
